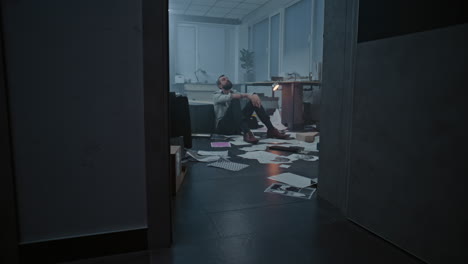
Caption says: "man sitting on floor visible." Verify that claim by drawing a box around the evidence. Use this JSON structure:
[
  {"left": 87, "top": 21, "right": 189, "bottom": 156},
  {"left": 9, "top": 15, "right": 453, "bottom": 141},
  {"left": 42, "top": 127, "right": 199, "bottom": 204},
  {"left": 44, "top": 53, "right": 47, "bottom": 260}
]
[{"left": 213, "top": 74, "right": 288, "bottom": 144}]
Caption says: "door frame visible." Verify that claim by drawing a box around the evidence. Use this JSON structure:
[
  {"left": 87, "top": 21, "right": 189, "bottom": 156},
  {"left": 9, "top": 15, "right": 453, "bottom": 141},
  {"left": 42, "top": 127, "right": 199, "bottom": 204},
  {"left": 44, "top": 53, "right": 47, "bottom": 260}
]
[
  {"left": 142, "top": 0, "right": 173, "bottom": 248},
  {"left": 317, "top": 0, "right": 358, "bottom": 213},
  {"left": 0, "top": 1, "right": 20, "bottom": 262}
]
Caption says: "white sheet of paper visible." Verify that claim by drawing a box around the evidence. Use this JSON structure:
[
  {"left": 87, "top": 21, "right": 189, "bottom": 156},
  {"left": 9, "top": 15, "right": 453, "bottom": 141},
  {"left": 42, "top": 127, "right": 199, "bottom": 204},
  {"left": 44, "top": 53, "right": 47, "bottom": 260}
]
[
  {"left": 268, "top": 173, "right": 312, "bottom": 188},
  {"left": 288, "top": 154, "right": 319, "bottom": 161},
  {"left": 186, "top": 150, "right": 221, "bottom": 162},
  {"left": 269, "top": 109, "right": 288, "bottom": 130},
  {"left": 264, "top": 183, "right": 316, "bottom": 199},
  {"left": 259, "top": 138, "right": 291, "bottom": 144},
  {"left": 239, "top": 145, "right": 268, "bottom": 152},
  {"left": 307, "top": 156, "right": 319, "bottom": 161},
  {"left": 254, "top": 109, "right": 288, "bottom": 132},
  {"left": 256, "top": 158, "right": 291, "bottom": 164},
  {"left": 284, "top": 154, "right": 299, "bottom": 162},
  {"left": 285, "top": 137, "right": 320, "bottom": 152},
  {"left": 238, "top": 151, "right": 293, "bottom": 164},
  {"left": 230, "top": 141, "right": 251, "bottom": 146},
  {"left": 238, "top": 150, "right": 278, "bottom": 160},
  {"left": 198, "top": 150, "right": 229, "bottom": 157},
  {"left": 280, "top": 164, "right": 290, "bottom": 168},
  {"left": 207, "top": 160, "right": 249, "bottom": 171}
]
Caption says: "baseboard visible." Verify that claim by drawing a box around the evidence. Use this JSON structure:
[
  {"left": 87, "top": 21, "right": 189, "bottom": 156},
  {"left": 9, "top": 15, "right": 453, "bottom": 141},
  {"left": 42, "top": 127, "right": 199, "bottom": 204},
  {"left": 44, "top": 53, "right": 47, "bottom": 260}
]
[{"left": 19, "top": 228, "right": 148, "bottom": 263}]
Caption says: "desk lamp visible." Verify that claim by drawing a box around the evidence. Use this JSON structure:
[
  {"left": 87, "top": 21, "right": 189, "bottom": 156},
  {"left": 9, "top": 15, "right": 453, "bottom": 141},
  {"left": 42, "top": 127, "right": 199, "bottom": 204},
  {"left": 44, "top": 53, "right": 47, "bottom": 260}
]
[
  {"left": 272, "top": 82, "right": 280, "bottom": 91},
  {"left": 272, "top": 82, "right": 281, "bottom": 97}
]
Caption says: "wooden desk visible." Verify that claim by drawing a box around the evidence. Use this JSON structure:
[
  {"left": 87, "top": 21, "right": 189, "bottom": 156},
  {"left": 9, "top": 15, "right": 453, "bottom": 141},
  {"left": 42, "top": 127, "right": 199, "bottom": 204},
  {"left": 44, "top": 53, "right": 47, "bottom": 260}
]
[{"left": 244, "top": 81, "right": 321, "bottom": 130}]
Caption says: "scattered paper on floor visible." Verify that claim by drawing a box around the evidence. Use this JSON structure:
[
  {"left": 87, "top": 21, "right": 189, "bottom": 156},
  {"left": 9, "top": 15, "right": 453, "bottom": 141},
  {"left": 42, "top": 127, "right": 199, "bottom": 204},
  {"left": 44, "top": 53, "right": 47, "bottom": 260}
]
[
  {"left": 238, "top": 150, "right": 277, "bottom": 160},
  {"left": 264, "top": 183, "right": 316, "bottom": 199},
  {"left": 287, "top": 154, "right": 319, "bottom": 161},
  {"left": 240, "top": 145, "right": 269, "bottom": 152},
  {"left": 186, "top": 150, "right": 221, "bottom": 162},
  {"left": 242, "top": 137, "right": 320, "bottom": 153},
  {"left": 207, "top": 160, "right": 249, "bottom": 171},
  {"left": 211, "top": 135, "right": 249, "bottom": 146},
  {"left": 198, "top": 150, "right": 229, "bottom": 157},
  {"left": 267, "top": 172, "right": 312, "bottom": 188},
  {"left": 230, "top": 141, "right": 251, "bottom": 146},
  {"left": 269, "top": 109, "right": 288, "bottom": 131},
  {"left": 253, "top": 109, "right": 288, "bottom": 132},
  {"left": 227, "top": 135, "right": 244, "bottom": 140},
  {"left": 259, "top": 138, "right": 291, "bottom": 144},
  {"left": 211, "top": 134, "right": 239, "bottom": 141},
  {"left": 284, "top": 137, "right": 320, "bottom": 152},
  {"left": 238, "top": 150, "right": 293, "bottom": 164}
]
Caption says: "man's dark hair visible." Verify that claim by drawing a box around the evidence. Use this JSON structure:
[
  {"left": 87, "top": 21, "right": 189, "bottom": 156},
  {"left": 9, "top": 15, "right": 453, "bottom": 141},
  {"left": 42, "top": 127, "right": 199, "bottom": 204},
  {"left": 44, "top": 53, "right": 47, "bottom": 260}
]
[{"left": 216, "top": 74, "right": 225, "bottom": 86}]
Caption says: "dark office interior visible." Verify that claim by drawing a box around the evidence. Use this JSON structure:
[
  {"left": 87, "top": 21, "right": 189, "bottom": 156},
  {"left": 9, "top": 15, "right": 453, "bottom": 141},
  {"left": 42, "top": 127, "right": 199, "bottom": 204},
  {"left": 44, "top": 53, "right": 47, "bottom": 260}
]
[{"left": 1, "top": 0, "right": 467, "bottom": 263}]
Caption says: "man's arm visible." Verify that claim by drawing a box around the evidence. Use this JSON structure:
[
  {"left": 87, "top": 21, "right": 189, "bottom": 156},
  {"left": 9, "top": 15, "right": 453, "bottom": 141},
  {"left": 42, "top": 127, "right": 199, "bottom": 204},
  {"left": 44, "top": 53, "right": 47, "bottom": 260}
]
[
  {"left": 231, "top": 93, "right": 261, "bottom": 107},
  {"left": 214, "top": 91, "right": 261, "bottom": 107},
  {"left": 230, "top": 93, "right": 247, "bottom": 99},
  {"left": 213, "top": 92, "right": 232, "bottom": 104}
]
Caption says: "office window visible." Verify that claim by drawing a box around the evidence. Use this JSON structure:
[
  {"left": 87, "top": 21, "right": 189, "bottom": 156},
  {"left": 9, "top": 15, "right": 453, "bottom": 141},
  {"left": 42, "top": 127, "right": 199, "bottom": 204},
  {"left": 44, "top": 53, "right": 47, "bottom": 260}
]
[
  {"left": 173, "top": 24, "right": 235, "bottom": 83},
  {"left": 283, "top": 0, "right": 311, "bottom": 76},
  {"left": 175, "top": 25, "right": 197, "bottom": 81},
  {"left": 252, "top": 18, "right": 269, "bottom": 81},
  {"left": 198, "top": 26, "right": 225, "bottom": 78},
  {"left": 270, "top": 14, "right": 280, "bottom": 77}
]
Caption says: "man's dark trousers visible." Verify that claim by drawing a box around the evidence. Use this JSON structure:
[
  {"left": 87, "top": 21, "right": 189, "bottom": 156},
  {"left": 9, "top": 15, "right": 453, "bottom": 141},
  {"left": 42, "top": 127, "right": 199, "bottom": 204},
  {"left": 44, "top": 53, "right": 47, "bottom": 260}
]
[{"left": 217, "top": 99, "right": 273, "bottom": 135}]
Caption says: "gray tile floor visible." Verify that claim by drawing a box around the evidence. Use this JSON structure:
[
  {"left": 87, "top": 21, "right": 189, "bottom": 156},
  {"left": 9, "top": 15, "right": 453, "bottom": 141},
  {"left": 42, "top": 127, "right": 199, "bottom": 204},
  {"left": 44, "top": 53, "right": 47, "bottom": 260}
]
[{"left": 68, "top": 137, "right": 423, "bottom": 264}]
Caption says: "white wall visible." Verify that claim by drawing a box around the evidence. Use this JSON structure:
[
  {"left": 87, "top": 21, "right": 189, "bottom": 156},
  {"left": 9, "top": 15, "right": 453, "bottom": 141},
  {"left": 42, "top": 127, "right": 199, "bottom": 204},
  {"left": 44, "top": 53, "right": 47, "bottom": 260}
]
[{"left": 2, "top": 0, "right": 147, "bottom": 243}]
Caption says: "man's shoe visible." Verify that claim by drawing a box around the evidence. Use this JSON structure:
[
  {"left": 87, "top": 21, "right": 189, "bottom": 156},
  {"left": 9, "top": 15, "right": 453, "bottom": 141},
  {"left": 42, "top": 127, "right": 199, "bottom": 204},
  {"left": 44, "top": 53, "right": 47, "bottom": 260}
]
[
  {"left": 267, "top": 128, "right": 290, "bottom": 139},
  {"left": 243, "top": 131, "right": 259, "bottom": 144}
]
